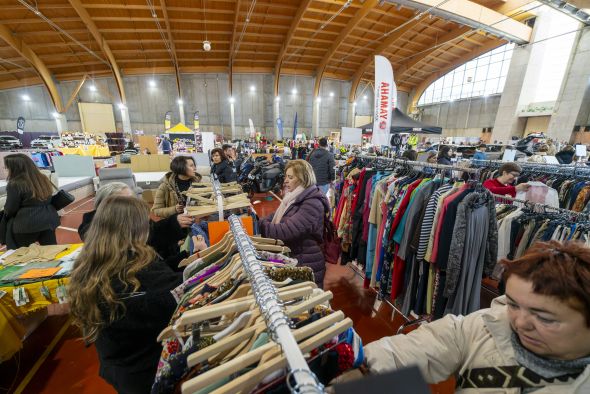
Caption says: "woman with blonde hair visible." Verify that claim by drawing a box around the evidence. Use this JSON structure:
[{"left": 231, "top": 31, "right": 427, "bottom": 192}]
[
  {"left": 69, "top": 196, "right": 182, "bottom": 394},
  {"left": 260, "top": 160, "right": 330, "bottom": 286}
]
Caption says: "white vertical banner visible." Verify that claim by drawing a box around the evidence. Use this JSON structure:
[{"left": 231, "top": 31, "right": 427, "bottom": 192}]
[
  {"left": 248, "top": 118, "right": 256, "bottom": 138},
  {"left": 372, "top": 55, "right": 396, "bottom": 147}
]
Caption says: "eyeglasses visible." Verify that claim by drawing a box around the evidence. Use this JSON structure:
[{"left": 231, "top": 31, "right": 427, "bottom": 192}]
[{"left": 509, "top": 172, "right": 520, "bottom": 177}]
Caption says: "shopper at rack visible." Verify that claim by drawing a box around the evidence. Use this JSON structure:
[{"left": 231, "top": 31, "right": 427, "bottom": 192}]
[
  {"left": 152, "top": 156, "right": 202, "bottom": 219},
  {"left": 0, "top": 153, "right": 59, "bottom": 248},
  {"left": 210, "top": 147, "right": 237, "bottom": 183},
  {"left": 308, "top": 137, "right": 336, "bottom": 195},
  {"left": 259, "top": 160, "right": 330, "bottom": 286},
  {"left": 79, "top": 182, "right": 193, "bottom": 268},
  {"left": 437, "top": 145, "right": 453, "bottom": 165},
  {"left": 69, "top": 196, "right": 184, "bottom": 394},
  {"left": 556, "top": 145, "right": 576, "bottom": 164},
  {"left": 528, "top": 144, "right": 550, "bottom": 163},
  {"left": 364, "top": 240, "right": 590, "bottom": 392},
  {"left": 482, "top": 163, "right": 530, "bottom": 197},
  {"left": 472, "top": 144, "right": 487, "bottom": 162},
  {"left": 401, "top": 146, "right": 417, "bottom": 161}
]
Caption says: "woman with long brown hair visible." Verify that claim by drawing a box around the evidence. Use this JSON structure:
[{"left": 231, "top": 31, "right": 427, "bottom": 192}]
[
  {"left": 69, "top": 196, "right": 183, "bottom": 394},
  {"left": 0, "top": 153, "right": 59, "bottom": 248}
]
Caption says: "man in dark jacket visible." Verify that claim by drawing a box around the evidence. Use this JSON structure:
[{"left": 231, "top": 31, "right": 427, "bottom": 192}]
[{"left": 307, "top": 138, "right": 336, "bottom": 195}]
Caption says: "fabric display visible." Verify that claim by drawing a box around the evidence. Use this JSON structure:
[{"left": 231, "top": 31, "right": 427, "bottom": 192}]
[
  {"left": 31, "top": 150, "right": 62, "bottom": 168},
  {"left": 0, "top": 244, "right": 82, "bottom": 285},
  {"left": 152, "top": 230, "right": 362, "bottom": 394},
  {"left": 333, "top": 157, "right": 498, "bottom": 320}
]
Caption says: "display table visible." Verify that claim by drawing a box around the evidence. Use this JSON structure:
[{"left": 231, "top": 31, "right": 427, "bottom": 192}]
[
  {"left": 59, "top": 145, "right": 110, "bottom": 157},
  {"left": 0, "top": 244, "right": 81, "bottom": 362}
]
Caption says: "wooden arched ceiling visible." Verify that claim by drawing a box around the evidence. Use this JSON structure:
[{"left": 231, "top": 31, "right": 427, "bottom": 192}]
[{"left": 0, "top": 0, "right": 533, "bottom": 107}]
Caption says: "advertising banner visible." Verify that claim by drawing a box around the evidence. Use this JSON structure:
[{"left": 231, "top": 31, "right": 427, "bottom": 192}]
[
  {"left": 164, "top": 111, "right": 171, "bottom": 130},
  {"left": 372, "top": 55, "right": 396, "bottom": 146},
  {"left": 16, "top": 117, "right": 25, "bottom": 134},
  {"left": 276, "top": 117, "right": 284, "bottom": 140}
]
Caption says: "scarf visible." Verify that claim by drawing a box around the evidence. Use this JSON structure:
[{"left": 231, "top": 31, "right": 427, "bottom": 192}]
[
  {"left": 272, "top": 186, "right": 305, "bottom": 224},
  {"left": 511, "top": 332, "right": 590, "bottom": 379}
]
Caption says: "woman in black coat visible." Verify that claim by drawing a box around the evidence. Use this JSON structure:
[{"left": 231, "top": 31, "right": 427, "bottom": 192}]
[
  {"left": 210, "top": 147, "right": 237, "bottom": 183},
  {"left": 0, "top": 154, "right": 59, "bottom": 248},
  {"left": 437, "top": 145, "right": 453, "bottom": 165},
  {"left": 69, "top": 196, "right": 183, "bottom": 394}
]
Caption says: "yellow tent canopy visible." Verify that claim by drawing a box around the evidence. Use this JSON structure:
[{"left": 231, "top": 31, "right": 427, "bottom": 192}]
[{"left": 167, "top": 123, "right": 192, "bottom": 133}]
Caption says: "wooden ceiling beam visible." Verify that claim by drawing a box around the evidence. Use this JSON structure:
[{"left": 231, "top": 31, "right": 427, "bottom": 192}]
[
  {"left": 408, "top": 39, "right": 505, "bottom": 110},
  {"left": 273, "top": 0, "right": 313, "bottom": 97},
  {"left": 67, "top": 0, "right": 127, "bottom": 104},
  {"left": 0, "top": 25, "right": 63, "bottom": 112},
  {"left": 229, "top": 0, "right": 242, "bottom": 97},
  {"left": 313, "top": 0, "right": 379, "bottom": 98},
  {"left": 348, "top": 15, "right": 426, "bottom": 103},
  {"left": 158, "top": 0, "right": 182, "bottom": 99}
]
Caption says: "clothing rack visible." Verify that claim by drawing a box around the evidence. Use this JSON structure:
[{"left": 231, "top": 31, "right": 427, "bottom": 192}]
[
  {"left": 472, "top": 160, "right": 590, "bottom": 178},
  {"left": 358, "top": 155, "right": 479, "bottom": 174},
  {"left": 492, "top": 193, "right": 590, "bottom": 219},
  {"left": 212, "top": 179, "right": 224, "bottom": 220},
  {"left": 227, "top": 214, "right": 324, "bottom": 394}
]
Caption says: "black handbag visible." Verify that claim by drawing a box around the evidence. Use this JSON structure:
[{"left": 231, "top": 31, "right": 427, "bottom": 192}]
[{"left": 51, "top": 189, "right": 75, "bottom": 211}]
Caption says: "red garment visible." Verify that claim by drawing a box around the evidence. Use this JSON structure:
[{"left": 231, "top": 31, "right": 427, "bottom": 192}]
[
  {"left": 349, "top": 169, "right": 366, "bottom": 216},
  {"left": 389, "top": 244, "right": 406, "bottom": 301},
  {"left": 430, "top": 185, "right": 467, "bottom": 263},
  {"left": 388, "top": 179, "right": 423, "bottom": 240},
  {"left": 483, "top": 178, "right": 516, "bottom": 197}
]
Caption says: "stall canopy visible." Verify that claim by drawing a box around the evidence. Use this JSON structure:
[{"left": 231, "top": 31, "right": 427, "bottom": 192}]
[
  {"left": 360, "top": 108, "right": 442, "bottom": 134},
  {"left": 167, "top": 123, "right": 192, "bottom": 133}
]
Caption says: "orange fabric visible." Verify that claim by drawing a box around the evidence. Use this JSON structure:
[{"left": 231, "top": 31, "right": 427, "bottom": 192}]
[
  {"left": 18, "top": 267, "right": 62, "bottom": 279},
  {"left": 208, "top": 216, "right": 254, "bottom": 245}
]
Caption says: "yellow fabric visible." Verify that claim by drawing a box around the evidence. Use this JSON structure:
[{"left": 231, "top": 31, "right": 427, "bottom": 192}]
[
  {"left": 59, "top": 145, "right": 110, "bottom": 157},
  {"left": 0, "top": 277, "right": 70, "bottom": 361}
]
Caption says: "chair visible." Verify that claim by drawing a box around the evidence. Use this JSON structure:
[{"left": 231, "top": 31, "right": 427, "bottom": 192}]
[{"left": 98, "top": 168, "right": 143, "bottom": 195}]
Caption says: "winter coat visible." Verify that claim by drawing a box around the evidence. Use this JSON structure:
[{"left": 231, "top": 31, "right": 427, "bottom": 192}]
[
  {"left": 365, "top": 296, "right": 590, "bottom": 393},
  {"left": 259, "top": 186, "right": 330, "bottom": 286},
  {"left": 78, "top": 210, "right": 189, "bottom": 271},
  {"left": 151, "top": 172, "right": 197, "bottom": 218},
  {"left": 95, "top": 260, "right": 182, "bottom": 394},
  {"left": 437, "top": 156, "right": 452, "bottom": 165},
  {"left": 307, "top": 148, "right": 336, "bottom": 186},
  {"left": 0, "top": 183, "right": 59, "bottom": 248},
  {"left": 211, "top": 160, "right": 237, "bottom": 183}
]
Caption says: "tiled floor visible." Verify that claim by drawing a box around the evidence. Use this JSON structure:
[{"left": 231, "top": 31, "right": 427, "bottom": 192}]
[{"left": 1, "top": 192, "right": 453, "bottom": 394}]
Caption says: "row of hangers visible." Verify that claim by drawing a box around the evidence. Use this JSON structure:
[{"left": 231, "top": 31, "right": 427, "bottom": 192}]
[{"left": 154, "top": 215, "right": 352, "bottom": 394}]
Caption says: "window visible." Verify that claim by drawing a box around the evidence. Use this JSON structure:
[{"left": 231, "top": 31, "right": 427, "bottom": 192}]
[{"left": 418, "top": 43, "right": 515, "bottom": 106}]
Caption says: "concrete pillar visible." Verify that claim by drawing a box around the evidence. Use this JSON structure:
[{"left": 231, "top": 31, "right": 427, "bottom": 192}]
[
  {"left": 547, "top": 28, "right": 590, "bottom": 142},
  {"left": 313, "top": 97, "right": 321, "bottom": 137},
  {"left": 491, "top": 44, "right": 532, "bottom": 143},
  {"left": 348, "top": 102, "right": 356, "bottom": 127},
  {"left": 178, "top": 100, "right": 186, "bottom": 125},
  {"left": 54, "top": 112, "right": 68, "bottom": 133},
  {"left": 274, "top": 96, "right": 280, "bottom": 140},
  {"left": 230, "top": 100, "right": 236, "bottom": 140},
  {"left": 119, "top": 106, "right": 131, "bottom": 134}
]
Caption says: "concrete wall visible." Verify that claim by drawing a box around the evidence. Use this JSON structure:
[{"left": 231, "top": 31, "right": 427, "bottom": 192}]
[
  {"left": 0, "top": 73, "right": 360, "bottom": 139},
  {"left": 418, "top": 94, "right": 501, "bottom": 138}
]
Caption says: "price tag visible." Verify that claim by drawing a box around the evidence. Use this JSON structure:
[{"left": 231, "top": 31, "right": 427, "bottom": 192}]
[
  {"left": 56, "top": 284, "right": 68, "bottom": 304},
  {"left": 13, "top": 287, "right": 29, "bottom": 307},
  {"left": 40, "top": 284, "right": 51, "bottom": 300},
  {"left": 0, "top": 290, "right": 6, "bottom": 299}
]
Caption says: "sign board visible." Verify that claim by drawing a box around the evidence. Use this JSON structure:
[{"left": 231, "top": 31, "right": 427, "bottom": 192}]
[
  {"left": 16, "top": 117, "right": 25, "bottom": 134},
  {"left": 340, "top": 127, "right": 362, "bottom": 145},
  {"left": 201, "top": 132, "right": 215, "bottom": 154},
  {"left": 545, "top": 156, "right": 560, "bottom": 164},
  {"left": 502, "top": 149, "right": 516, "bottom": 162},
  {"left": 576, "top": 144, "right": 587, "bottom": 157}
]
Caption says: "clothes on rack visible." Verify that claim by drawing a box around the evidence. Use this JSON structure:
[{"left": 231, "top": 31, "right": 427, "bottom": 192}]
[
  {"left": 151, "top": 228, "right": 363, "bottom": 394},
  {"left": 333, "top": 157, "right": 498, "bottom": 320}
]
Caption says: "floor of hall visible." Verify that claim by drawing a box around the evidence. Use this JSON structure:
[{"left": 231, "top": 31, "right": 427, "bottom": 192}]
[{"left": 0, "top": 193, "right": 453, "bottom": 394}]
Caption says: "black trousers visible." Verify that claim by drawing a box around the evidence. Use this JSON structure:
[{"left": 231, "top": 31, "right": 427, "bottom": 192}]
[{"left": 13, "top": 229, "right": 57, "bottom": 248}]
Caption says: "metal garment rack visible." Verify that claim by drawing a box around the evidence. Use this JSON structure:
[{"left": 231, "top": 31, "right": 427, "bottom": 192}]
[
  {"left": 472, "top": 160, "right": 590, "bottom": 179},
  {"left": 359, "top": 155, "right": 480, "bottom": 174},
  {"left": 492, "top": 193, "right": 590, "bottom": 219},
  {"left": 227, "top": 215, "right": 324, "bottom": 394},
  {"left": 211, "top": 179, "right": 225, "bottom": 220}
]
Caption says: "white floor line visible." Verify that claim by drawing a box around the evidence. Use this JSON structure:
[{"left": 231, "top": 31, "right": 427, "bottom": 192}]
[{"left": 57, "top": 226, "right": 78, "bottom": 232}]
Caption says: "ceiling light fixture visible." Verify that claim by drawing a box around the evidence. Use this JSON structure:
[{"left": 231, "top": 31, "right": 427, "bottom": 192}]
[
  {"left": 353, "top": 101, "right": 357, "bottom": 106},
  {"left": 177, "top": 99, "right": 184, "bottom": 105},
  {"left": 250, "top": 85, "right": 256, "bottom": 92},
  {"left": 118, "top": 103, "right": 126, "bottom": 110},
  {"left": 275, "top": 96, "right": 280, "bottom": 101},
  {"left": 89, "top": 84, "right": 97, "bottom": 92},
  {"left": 363, "top": 95, "right": 367, "bottom": 100},
  {"left": 149, "top": 80, "right": 156, "bottom": 87},
  {"left": 329, "top": 92, "right": 335, "bottom": 97},
  {"left": 291, "top": 88, "right": 298, "bottom": 95},
  {"left": 229, "top": 97, "right": 235, "bottom": 104},
  {"left": 316, "top": 97, "right": 322, "bottom": 103},
  {"left": 203, "top": 40, "right": 211, "bottom": 52},
  {"left": 22, "top": 94, "right": 31, "bottom": 101},
  {"left": 52, "top": 112, "right": 60, "bottom": 119}
]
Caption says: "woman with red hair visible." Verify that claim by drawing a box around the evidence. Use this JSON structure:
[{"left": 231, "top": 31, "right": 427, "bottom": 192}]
[{"left": 364, "top": 241, "right": 590, "bottom": 392}]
